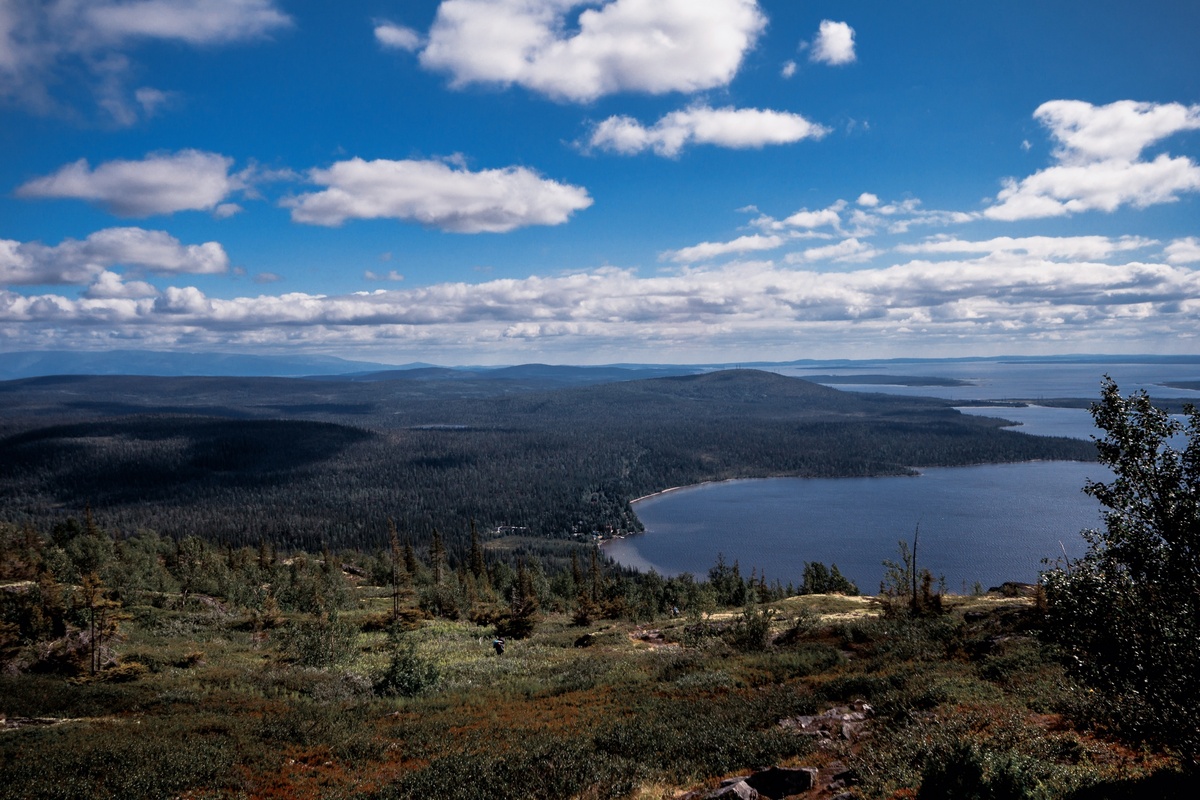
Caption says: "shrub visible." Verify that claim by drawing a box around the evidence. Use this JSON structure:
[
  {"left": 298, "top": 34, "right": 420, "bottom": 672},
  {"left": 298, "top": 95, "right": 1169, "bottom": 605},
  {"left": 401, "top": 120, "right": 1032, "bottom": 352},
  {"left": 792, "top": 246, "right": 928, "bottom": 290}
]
[
  {"left": 375, "top": 629, "right": 439, "bottom": 697},
  {"left": 724, "top": 602, "right": 775, "bottom": 652},
  {"left": 277, "top": 612, "right": 358, "bottom": 668}
]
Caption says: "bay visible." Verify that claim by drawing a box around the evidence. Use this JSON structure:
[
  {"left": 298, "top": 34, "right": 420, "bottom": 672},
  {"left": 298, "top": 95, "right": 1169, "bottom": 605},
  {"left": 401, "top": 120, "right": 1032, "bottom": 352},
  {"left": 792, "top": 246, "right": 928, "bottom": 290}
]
[{"left": 606, "top": 461, "right": 1106, "bottom": 593}]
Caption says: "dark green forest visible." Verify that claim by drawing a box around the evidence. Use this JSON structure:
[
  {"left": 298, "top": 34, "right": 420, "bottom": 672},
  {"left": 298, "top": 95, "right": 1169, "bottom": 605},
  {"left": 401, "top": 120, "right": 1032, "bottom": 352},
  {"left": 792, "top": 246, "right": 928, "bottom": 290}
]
[{"left": 0, "top": 369, "right": 1094, "bottom": 551}]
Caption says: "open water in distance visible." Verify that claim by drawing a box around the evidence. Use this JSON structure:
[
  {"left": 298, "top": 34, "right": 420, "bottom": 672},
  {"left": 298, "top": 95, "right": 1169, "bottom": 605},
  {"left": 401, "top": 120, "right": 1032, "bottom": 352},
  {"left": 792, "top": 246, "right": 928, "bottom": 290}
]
[
  {"left": 606, "top": 359, "right": 1200, "bottom": 592},
  {"left": 606, "top": 462, "right": 1106, "bottom": 594}
]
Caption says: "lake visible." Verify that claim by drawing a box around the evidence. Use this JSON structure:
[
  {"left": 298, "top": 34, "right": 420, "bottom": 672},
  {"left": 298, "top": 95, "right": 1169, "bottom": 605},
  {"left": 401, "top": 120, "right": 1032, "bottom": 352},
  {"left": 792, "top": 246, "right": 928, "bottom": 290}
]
[
  {"left": 605, "top": 462, "right": 1106, "bottom": 593},
  {"left": 605, "top": 359, "right": 1199, "bottom": 591}
]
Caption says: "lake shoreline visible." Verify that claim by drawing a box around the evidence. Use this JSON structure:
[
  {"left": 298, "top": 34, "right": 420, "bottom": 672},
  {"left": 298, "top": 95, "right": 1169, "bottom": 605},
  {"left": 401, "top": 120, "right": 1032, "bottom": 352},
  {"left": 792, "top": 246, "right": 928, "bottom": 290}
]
[{"left": 607, "top": 461, "right": 1105, "bottom": 590}]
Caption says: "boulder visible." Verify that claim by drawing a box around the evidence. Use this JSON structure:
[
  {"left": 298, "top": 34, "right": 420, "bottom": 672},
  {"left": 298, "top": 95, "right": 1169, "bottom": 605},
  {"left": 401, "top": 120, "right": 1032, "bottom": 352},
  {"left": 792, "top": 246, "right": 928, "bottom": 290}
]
[
  {"left": 705, "top": 780, "right": 758, "bottom": 799},
  {"left": 744, "top": 766, "right": 818, "bottom": 797}
]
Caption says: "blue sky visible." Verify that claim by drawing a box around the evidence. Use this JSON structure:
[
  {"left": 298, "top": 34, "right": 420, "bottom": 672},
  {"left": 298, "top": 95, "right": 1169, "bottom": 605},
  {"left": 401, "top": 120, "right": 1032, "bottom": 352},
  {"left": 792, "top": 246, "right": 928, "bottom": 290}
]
[{"left": 2, "top": 0, "right": 1199, "bottom": 365}]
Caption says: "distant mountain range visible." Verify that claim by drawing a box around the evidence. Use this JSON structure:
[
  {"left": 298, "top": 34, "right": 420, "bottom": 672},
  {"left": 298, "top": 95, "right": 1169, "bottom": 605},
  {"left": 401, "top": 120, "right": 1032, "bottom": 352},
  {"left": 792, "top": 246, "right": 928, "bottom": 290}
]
[
  {"left": 0, "top": 350, "right": 419, "bottom": 379},
  {"left": 2, "top": 348, "right": 1199, "bottom": 382}
]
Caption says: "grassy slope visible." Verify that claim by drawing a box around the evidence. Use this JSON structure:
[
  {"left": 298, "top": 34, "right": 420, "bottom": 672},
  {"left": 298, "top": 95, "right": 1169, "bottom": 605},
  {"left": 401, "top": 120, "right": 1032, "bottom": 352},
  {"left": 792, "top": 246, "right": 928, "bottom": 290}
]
[{"left": 0, "top": 587, "right": 1183, "bottom": 800}]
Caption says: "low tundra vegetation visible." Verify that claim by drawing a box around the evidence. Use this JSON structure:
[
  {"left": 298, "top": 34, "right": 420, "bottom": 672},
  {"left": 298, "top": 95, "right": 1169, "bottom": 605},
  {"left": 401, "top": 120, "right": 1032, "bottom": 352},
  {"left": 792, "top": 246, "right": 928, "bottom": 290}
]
[{"left": 0, "top": 519, "right": 1189, "bottom": 799}]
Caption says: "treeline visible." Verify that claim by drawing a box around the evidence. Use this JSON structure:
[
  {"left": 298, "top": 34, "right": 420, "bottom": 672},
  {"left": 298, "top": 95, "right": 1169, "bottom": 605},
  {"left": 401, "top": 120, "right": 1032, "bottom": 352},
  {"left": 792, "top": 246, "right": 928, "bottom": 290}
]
[
  {"left": 0, "top": 515, "right": 856, "bottom": 675},
  {"left": 0, "top": 370, "right": 1096, "bottom": 551}
]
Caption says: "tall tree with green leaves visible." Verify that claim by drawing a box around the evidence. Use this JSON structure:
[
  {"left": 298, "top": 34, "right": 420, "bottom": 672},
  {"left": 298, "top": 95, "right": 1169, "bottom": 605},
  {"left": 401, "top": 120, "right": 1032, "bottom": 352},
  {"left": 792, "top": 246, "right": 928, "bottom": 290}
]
[{"left": 1043, "top": 378, "right": 1200, "bottom": 760}]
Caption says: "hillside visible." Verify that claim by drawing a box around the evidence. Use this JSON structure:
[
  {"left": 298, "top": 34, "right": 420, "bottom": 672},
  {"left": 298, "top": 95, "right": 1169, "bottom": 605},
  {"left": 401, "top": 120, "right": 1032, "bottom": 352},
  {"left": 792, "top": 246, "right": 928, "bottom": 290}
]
[{"left": 0, "top": 370, "right": 1095, "bottom": 550}]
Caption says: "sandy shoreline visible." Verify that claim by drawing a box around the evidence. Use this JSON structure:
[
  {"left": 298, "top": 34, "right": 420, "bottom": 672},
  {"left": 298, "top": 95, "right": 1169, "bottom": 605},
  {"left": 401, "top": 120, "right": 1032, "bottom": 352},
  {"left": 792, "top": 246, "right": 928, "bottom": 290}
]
[{"left": 629, "top": 479, "right": 737, "bottom": 505}]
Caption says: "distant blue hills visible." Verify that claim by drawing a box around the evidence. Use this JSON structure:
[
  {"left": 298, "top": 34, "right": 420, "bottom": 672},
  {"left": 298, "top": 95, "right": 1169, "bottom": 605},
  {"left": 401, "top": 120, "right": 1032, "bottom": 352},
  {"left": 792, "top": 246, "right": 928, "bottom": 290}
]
[
  {"left": 0, "top": 350, "right": 416, "bottom": 379},
  {"left": 1, "top": 349, "right": 1198, "bottom": 382}
]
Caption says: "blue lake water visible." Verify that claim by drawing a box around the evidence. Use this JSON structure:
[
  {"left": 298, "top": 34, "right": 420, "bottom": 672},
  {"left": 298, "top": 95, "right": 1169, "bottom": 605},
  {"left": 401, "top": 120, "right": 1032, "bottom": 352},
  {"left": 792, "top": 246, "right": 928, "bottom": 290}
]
[
  {"left": 772, "top": 359, "right": 1200, "bottom": 402},
  {"left": 606, "top": 462, "right": 1106, "bottom": 593},
  {"left": 606, "top": 360, "right": 1198, "bottom": 591}
]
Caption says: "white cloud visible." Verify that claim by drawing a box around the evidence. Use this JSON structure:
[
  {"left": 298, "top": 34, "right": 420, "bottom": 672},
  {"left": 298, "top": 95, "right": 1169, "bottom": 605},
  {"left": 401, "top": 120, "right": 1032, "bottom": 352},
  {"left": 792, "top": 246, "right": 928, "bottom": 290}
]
[
  {"left": 0, "top": 0, "right": 290, "bottom": 122},
  {"left": 284, "top": 157, "right": 593, "bottom": 233},
  {"left": 897, "top": 235, "right": 1156, "bottom": 261},
  {"left": 662, "top": 234, "right": 785, "bottom": 263},
  {"left": 987, "top": 155, "right": 1200, "bottom": 220},
  {"left": 6, "top": 254, "right": 1200, "bottom": 358},
  {"left": 786, "top": 238, "right": 880, "bottom": 264},
  {"left": 780, "top": 60, "right": 796, "bottom": 79},
  {"left": 986, "top": 100, "right": 1200, "bottom": 220},
  {"left": 751, "top": 197, "right": 974, "bottom": 239},
  {"left": 1165, "top": 237, "right": 1200, "bottom": 265},
  {"left": 83, "top": 0, "right": 291, "bottom": 46},
  {"left": 419, "top": 0, "right": 767, "bottom": 102},
  {"left": 16, "top": 150, "right": 246, "bottom": 216},
  {"left": 84, "top": 270, "right": 159, "bottom": 299},
  {"left": 365, "top": 270, "right": 405, "bottom": 282},
  {"left": 133, "top": 86, "right": 173, "bottom": 115},
  {"left": 589, "top": 105, "right": 828, "bottom": 157},
  {"left": 777, "top": 203, "right": 844, "bottom": 230},
  {"left": 1034, "top": 99, "right": 1200, "bottom": 163},
  {"left": 809, "top": 20, "right": 855, "bottom": 66},
  {"left": 0, "top": 227, "right": 229, "bottom": 286},
  {"left": 374, "top": 21, "right": 422, "bottom": 52}
]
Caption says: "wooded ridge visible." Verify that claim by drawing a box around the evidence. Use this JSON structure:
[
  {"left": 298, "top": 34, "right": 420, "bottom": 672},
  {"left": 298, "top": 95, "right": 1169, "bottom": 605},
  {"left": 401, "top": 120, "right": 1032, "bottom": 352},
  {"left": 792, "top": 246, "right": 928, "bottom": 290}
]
[{"left": 0, "top": 369, "right": 1095, "bottom": 550}]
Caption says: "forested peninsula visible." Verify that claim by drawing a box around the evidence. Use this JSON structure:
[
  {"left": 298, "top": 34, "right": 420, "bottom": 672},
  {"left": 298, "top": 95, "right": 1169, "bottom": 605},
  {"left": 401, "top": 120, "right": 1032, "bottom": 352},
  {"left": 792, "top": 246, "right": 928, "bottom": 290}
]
[{"left": 0, "top": 369, "right": 1094, "bottom": 552}]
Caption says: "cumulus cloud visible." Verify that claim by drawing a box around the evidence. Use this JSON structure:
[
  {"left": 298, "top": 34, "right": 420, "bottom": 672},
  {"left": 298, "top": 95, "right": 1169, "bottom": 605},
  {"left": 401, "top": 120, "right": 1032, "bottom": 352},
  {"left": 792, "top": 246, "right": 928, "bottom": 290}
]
[
  {"left": 782, "top": 205, "right": 843, "bottom": 229},
  {"left": 374, "top": 21, "right": 421, "bottom": 52},
  {"left": 751, "top": 202, "right": 845, "bottom": 233},
  {"left": 16, "top": 150, "right": 246, "bottom": 216},
  {"left": 986, "top": 100, "right": 1200, "bottom": 220},
  {"left": 0, "top": 0, "right": 290, "bottom": 122},
  {"left": 809, "top": 20, "right": 855, "bottom": 66},
  {"left": 1165, "top": 237, "right": 1200, "bottom": 265},
  {"left": 897, "top": 235, "right": 1157, "bottom": 261},
  {"left": 283, "top": 157, "right": 593, "bottom": 233},
  {"left": 588, "top": 105, "right": 829, "bottom": 157},
  {"left": 6, "top": 254, "right": 1200, "bottom": 357},
  {"left": 662, "top": 234, "right": 785, "bottom": 263},
  {"left": 751, "top": 197, "right": 975, "bottom": 240},
  {"left": 419, "top": 0, "right": 766, "bottom": 102},
  {"left": 83, "top": 270, "right": 158, "bottom": 299},
  {"left": 786, "top": 238, "right": 880, "bottom": 264},
  {"left": 0, "top": 227, "right": 229, "bottom": 286},
  {"left": 780, "top": 60, "right": 796, "bottom": 79},
  {"left": 1035, "top": 99, "right": 1200, "bottom": 163}
]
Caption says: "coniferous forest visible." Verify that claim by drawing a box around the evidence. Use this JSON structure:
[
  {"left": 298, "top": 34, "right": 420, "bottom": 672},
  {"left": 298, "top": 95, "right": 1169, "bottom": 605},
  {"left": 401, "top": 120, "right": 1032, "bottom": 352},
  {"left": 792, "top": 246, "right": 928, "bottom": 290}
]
[{"left": 0, "top": 369, "right": 1094, "bottom": 552}]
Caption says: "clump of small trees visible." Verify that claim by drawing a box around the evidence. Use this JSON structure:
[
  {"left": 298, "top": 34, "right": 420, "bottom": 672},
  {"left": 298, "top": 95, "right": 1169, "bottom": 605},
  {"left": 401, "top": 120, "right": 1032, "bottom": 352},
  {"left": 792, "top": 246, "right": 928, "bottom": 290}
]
[{"left": 1042, "top": 378, "right": 1200, "bottom": 761}]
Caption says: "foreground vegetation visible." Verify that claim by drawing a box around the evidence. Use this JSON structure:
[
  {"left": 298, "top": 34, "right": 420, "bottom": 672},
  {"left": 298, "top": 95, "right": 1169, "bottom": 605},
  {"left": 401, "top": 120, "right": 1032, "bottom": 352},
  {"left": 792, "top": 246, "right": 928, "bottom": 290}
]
[
  {"left": 0, "top": 515, "right": 1191, "bottom": 799},
  {"left": 2, "top": 377, "right": 1194, "bottom": 797}
]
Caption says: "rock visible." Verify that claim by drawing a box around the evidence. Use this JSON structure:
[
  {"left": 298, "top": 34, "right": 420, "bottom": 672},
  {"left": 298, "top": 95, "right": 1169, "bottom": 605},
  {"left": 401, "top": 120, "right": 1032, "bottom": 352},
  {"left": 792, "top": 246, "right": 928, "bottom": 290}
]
[
  {"left": 841, "top": 721, "right": 864, "bottom": 740},
  {"left": 744, "top": 766, "right": 818, "bottom": 797},
  {"left": 705, "top": 780, "right": 758, "bottom": 799},
  {"left": 779, "top": 703, "right": 870, "bottom": 743}
]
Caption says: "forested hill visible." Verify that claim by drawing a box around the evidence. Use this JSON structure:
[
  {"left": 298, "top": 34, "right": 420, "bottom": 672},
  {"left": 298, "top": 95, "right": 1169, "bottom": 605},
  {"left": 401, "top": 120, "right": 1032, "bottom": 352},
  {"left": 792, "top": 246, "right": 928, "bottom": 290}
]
[{"left": 0, "top": 369, "right": 1095, "bottom": 551}]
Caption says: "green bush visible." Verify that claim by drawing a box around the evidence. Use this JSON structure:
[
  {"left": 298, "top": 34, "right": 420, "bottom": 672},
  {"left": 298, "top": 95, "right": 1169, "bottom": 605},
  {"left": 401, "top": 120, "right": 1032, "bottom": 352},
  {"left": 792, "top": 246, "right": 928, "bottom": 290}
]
[
  {"left": 277, "top": 612, "right": 358, "bottom": 668},
  {"left": 376, "top": 630, "right": 440, "bottom": 697}
]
